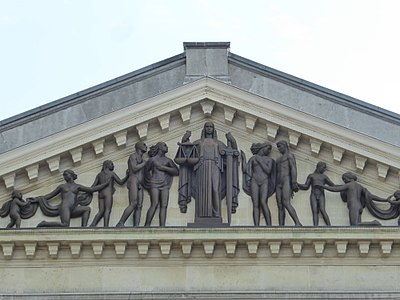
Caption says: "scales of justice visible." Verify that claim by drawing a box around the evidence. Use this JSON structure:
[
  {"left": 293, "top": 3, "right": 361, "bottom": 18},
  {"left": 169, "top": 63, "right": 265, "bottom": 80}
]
[{"left": 174, "top": 122, "right": 240, "bottom": 227}]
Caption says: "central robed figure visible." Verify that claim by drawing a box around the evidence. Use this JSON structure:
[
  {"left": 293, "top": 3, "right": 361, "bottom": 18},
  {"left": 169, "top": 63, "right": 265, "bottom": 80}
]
[{"left": 175, "top": 122, "right": 240, "bottom": 226}]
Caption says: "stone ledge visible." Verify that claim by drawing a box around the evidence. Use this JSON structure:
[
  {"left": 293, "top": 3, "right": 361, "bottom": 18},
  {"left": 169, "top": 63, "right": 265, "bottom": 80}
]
[
  {"left": 0, "top": 291, "right": 399, "bottom": 299},
  {"left": 0, "top": 227, "right": 399, "bottom": 260}
]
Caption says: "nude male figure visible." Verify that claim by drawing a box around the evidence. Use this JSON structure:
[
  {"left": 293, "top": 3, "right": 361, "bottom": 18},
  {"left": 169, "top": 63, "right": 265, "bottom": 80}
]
[{"left": 275, "top": 140, "right": 302, "bottom": 226}]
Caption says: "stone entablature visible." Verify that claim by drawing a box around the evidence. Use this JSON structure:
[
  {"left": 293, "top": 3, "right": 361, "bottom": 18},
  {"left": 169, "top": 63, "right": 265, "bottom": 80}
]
[
  {"left": 1, "top": 227, "right": 400, "bottom": 297},
  {"left": 0, "top": 227, "right": 397, "bottom": 260}
]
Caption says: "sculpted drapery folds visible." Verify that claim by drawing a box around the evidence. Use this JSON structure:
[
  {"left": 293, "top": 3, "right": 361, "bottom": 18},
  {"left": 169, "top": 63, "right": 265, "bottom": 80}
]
[
  {"left": 0, "top": 190, "right": 38, "bottom": 228},
  {"left": 176, "top": 122, "right": 240, "bottom": 225},
  {"left": 318, "top": 172, "right": 386, "bottom": 226},
  {"left": 27, "top": 169, "right": 109, "bottom": 227},
  {"left": 143, "top": 142, "right": 179, "bottom": 227}
]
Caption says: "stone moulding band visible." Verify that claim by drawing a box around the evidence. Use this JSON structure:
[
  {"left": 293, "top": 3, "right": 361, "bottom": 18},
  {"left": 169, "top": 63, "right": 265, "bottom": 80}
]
[
  {"left": 0, "top": 291, "right": 399, "bottom": 300},
  {"left": 0, "top": 227, "right": 398, "bottom": 260}
]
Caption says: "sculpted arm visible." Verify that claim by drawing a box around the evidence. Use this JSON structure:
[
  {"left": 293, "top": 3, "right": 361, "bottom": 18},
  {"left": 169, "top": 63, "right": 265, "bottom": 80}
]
[
  {"left": 14, "top": 198, "right": 28, "bottom": 206},
  {"left": 288, "top": 154, "right": 298, "bottom": 184},
  {"left": 159, "top": 160, "right": 179, "bottom": 176},
  {"left": 113, "top": 172, "right": 128, "bottom": 185},
  {"left": 129, "top": 155, "right": 146, "bottom": 173},
  {"left": 298, "top": 175, "right": 312, "bottom": 190},
  {"left": 42, "top": 186, "right": 62, "bottom": 200},
  {"left": 78, "top": 181, "right": 109, "bottom": 193},
  {"left": 91, "top": 174, "right": 100, "bottom": 187},
  {"left": 320, "top": 184, "right": 348, "bottom": 193},
  {"left": 324, "top": 176, "right": 335, "bottom": 187},
  {"left": 255, "top": 156, "right": 272, "bottom": 174}
]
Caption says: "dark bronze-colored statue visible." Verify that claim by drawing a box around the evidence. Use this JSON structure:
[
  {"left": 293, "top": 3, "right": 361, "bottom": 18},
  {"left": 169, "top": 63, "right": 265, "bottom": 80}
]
[
  {"left": 175, "top": 131, "right": 196, "bottom": 213},
  {"left": 176, "top": 122, "right": 240, "bottom": 226},
  {"left": 0, "top": 190, "right": 38, "bottom": 228},
  {"left": 318, "top": 172, "right": 382, "bottom": 226},
  {"left": 28, "top": 169, "right": 108, "bottom": 227},
  {"left": 90, "top": 160, "right": 128, "bottom": 227},
  {"left": 298, "top": 162, "right": 334, "bottom": 226},
  {"left": 353, "top": 190, "right": 400, "bottom": 224},
  {"left": 116, "top": 141, "right": 147, "bottom": 227},
  {"left": 387, "top": 191, "right": 400, "bottom": 224},
  {"left": 275, "top": 140, "right": 302, "bottom": 226},
  {"left": 241, "top": 142, "right": 276, "bottom": 226},
  {"left": 143, "top": 142, "right": 179, "bottom": 227}
]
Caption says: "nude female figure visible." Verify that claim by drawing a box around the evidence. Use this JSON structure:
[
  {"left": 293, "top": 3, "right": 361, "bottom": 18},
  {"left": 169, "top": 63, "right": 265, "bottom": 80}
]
[
  {"left": 241, "top": 142, "right": 276, "bottom": 226},
  {"left": 144, "top": 142, "right": 179, "bottom": 227},
  {"left": 29, "top": 169, "right": 108, "bottom": 227}
]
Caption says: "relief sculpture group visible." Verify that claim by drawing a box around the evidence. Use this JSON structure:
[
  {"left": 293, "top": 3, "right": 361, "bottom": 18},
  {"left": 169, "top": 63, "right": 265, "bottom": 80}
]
[{"left": 1, "top": 121, "right": 399, "bottom": 229}]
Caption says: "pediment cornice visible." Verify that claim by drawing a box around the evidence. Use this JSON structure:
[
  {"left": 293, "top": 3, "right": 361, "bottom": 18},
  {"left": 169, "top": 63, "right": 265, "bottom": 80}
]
[{"left": 0, "top": 77, "right": 399, "bottom": 189}]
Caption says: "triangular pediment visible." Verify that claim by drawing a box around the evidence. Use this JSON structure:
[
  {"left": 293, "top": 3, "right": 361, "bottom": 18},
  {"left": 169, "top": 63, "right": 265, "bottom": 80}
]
[{"left": 0, "top": 76, "right": 399, "bottom": 227}]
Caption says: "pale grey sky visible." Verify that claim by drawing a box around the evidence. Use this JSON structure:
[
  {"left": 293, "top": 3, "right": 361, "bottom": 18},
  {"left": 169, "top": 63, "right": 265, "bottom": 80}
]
[{"left": 1, "top": 0, "right": 399, "bottom": 121}]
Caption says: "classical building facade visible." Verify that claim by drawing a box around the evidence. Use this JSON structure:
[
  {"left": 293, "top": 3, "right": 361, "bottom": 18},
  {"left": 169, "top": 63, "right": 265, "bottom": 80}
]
[{"left": 0, "top": 42, "right": 399, "bottom": 299}]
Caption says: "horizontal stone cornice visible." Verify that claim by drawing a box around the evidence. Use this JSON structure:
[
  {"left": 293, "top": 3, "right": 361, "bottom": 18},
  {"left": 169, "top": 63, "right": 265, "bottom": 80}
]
[{"left": 1, "top": 227, "right": 399, "bottom": 260}]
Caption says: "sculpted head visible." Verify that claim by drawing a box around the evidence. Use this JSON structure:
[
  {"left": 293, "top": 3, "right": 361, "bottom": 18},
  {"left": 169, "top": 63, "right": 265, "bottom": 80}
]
[
  {"left": 342, "top": 172, "right": 357, "bottom": 183},
  {"left": 316, "top": 162, "right": 327, "bottom": 173},
  {"left": 102, "top": 160, "right": 114, "bottom": 171},
  {"left": 63, "top": 169, "right": 78, "bottom": 181},
  {"left": 148, "top": 142, "right": 168, "bottom": 157},
  {"left": 135, "top": 141, "right": 147, "bottom": 153},
  {"left": 251, "top": 142, "right": 272, "bottom": 155},
  {"left": 11, "top": 190, "right": 22, "bottom": 199},
  {"left": 202, "top": 122, "right": 217, "bottom": 139},
  {"left": 276, "top": 140, "right": 289, "bottom": 154}
]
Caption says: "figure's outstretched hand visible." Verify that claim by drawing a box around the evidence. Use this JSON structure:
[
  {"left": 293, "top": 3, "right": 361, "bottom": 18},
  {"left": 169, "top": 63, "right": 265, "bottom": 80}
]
[{"left": 292, "top": 182, "right": 299, "bottom": 193}]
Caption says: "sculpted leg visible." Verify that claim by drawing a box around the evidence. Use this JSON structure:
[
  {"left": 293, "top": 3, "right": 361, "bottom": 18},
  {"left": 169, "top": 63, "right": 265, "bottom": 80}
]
[
  {"left": 348, "top": 207, "right": 360, "bottom": 226},
  {"left": 159, "top": 189, "right": 169, "bottom": 227},
  {"left": 251, "top": 181, "right": 260, "bottom": 226},
  {"left": 117, "top": 187, "right": 138, "bottom": 226},
  {"left": 318, "top": 196, "right": 331, "bottom": 226},
  {"left": 72, "top": 206, "right": 91, "bottom": 227},
  {"left": 6, "top": 219, "right": 16, "bottom": 229},
  {"left": 276, "top": 187, "right": 285, "bottom": 226},
  {"left": 282, "top": 183, "right": 302, "bottom": 226},
  {"left": 90, "top": 198, "right": 105, "bottom": 227},
  {"left": 60, "top": 208, "right": 71, "bottom": 227},
  {"left": 310, "top": 194, "right": 318, "bottom": 226},
  {"left": 103, "top": 198, "right": 113, "bottom": 227},
  {"left": 145, "top": 189, "right": 159, "bottom": 226},
  {"left": 259, "top": 184, "right": 271, "bottom": 226},
  {"left": 133, "top": 190, "right": 144, "bottom": 227}
]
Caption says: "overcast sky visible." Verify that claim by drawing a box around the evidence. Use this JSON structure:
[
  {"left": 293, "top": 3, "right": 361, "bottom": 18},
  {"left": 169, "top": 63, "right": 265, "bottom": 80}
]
[{"left": 1, "top": 0, "right": 399, "bottom": 121}]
